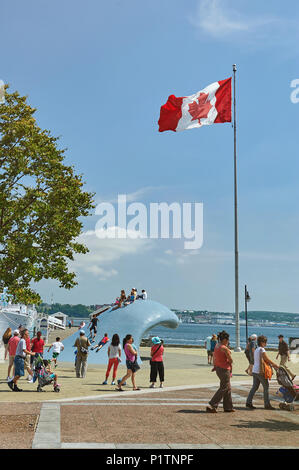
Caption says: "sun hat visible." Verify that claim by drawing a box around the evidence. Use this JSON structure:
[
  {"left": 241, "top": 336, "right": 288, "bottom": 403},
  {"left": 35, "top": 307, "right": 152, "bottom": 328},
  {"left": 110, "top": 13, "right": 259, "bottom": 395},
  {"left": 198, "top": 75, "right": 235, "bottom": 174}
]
[{"left": 152, "top": 336, "right": 161, "bottom": 345}]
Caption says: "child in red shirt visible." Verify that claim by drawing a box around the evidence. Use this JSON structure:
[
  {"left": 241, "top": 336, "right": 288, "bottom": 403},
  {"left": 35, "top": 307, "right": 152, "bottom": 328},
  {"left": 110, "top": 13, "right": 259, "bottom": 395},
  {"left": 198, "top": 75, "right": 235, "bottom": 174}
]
[{"left": 91, "top": 333, "right": 109, "bottom": 353}]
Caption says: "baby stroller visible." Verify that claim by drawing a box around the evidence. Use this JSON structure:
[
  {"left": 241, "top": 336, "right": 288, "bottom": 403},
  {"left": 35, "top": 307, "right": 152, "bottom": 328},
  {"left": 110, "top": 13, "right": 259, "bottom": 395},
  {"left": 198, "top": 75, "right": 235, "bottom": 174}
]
[
  {"left": 33, "top": 357, "right": 60, "bottom": 393},
  {"left": 276, "top": 366, "right": 299, "bottom": 411}
]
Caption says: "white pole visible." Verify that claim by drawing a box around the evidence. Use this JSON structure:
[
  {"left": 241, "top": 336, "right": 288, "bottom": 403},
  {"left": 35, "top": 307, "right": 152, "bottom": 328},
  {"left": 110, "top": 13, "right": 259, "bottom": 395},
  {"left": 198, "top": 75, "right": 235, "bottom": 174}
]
[{"left": 233, "top": 64, "right": 241, "bottom": 352}]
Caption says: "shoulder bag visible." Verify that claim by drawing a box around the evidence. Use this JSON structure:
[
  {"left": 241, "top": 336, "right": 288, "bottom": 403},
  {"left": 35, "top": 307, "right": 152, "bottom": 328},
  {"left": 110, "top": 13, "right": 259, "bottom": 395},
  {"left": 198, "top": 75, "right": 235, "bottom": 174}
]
[{"left": 260, "top": 349, "right": 272, "bottom": 380}]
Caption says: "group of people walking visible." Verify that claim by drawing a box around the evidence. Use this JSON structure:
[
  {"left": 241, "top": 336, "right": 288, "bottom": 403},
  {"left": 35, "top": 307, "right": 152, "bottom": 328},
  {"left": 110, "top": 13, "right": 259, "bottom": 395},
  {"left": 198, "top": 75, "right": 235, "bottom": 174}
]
[
  {"left": 206, "top": 330, "right": 296, "bottom": 413},
  {"left": 73, "top": 329, "right": 164, "bottom": 390},
  {"left": 2, "top": 327, "right": 64, "bottom": 392},
  {"left": 3, "top": 321, "right": 295, "bottom": 407}
]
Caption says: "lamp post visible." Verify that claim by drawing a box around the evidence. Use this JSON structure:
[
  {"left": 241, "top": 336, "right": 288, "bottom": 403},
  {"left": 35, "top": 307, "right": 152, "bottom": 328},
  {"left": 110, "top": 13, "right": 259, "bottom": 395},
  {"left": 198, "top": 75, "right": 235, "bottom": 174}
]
[{"left": 245, "top": 285, "right": 251, "bottom": 342}]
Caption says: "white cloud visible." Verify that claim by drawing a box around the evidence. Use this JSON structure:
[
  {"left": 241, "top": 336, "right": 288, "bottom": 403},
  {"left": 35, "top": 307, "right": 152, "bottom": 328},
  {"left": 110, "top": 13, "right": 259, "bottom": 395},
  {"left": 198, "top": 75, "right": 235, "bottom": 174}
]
[
  {"left": 72, "top": 229, "right": 154, "bottom": 281},
  {"left": 95, "top": 186, "right": 162, "bottom": 205},
  {"left": 192, "top": 0, "right": 277, "bottom": 38}
]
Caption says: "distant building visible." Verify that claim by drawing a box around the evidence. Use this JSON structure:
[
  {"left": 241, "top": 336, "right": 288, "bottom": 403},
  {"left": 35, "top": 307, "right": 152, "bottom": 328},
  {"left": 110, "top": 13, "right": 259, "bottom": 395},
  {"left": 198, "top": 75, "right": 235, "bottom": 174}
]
[
  {"left": 49, "top": 312, "right": 68, "bottom": 328},
  {"left": 213, "top": 315, "right": 234, "bottom": 325}
]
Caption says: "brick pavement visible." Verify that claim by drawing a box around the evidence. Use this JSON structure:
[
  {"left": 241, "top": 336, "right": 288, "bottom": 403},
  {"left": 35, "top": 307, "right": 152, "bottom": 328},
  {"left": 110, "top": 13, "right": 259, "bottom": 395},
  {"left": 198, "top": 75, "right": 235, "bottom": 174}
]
[
  {"left": 28, "top": 383, "right": 299, "bottom": 449},
  {"left": 1, "top": 347, "right": 299, "bottom": 449}
]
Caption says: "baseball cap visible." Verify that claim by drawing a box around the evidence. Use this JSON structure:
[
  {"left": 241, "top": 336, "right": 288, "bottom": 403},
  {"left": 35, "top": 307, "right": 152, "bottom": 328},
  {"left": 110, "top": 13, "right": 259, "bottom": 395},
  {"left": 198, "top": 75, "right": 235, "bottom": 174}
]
[
  {"left": 79, "top": 330, "right": 85, "bottom": 335},
  {"left": 13, "top": 329, "right": 19, "bottom": 335},
  {"left": 250, "top": 334, "right": 257, "bottom": 339}
]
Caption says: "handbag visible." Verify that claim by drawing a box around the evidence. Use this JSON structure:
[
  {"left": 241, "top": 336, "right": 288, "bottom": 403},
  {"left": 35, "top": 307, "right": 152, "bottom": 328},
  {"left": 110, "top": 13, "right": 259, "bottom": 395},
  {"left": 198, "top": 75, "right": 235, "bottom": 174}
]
[
  {"left": 260, "top": 354, "right": 273, "bottom": 380},
  {"left": 125, "top": 344, "right": 140, "bottom": 371}
]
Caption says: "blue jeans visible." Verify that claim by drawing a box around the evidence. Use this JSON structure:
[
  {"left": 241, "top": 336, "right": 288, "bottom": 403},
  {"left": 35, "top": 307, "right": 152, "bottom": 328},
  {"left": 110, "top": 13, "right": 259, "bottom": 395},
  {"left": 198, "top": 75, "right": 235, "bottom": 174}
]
[{"left": 246, "top": 373, "right": 270, "bottom": 407}]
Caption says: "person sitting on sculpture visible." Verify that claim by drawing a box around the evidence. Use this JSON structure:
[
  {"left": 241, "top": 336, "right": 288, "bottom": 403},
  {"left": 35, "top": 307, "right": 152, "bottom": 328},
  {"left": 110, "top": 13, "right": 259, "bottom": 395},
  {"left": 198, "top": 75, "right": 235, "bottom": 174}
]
[
  {"left": 137, "top": 289, "right": 147, "bottom": 300},
  {"left": 112, "top": 290, "right": 127, "bottom": 310}
]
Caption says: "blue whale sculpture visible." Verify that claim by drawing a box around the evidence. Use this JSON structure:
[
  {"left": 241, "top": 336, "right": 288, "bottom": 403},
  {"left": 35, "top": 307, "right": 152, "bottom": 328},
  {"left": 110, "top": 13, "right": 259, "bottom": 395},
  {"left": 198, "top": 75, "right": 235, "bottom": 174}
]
[{"left": 57, "top": 300, "right": 179, "bottom": 365}]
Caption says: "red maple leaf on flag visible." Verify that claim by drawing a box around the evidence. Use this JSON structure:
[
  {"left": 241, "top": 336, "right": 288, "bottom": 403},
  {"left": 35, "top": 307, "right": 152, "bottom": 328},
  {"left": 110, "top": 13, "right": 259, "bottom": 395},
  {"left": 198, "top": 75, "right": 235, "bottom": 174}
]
[{"left": 188, "top": 93, "right": 212, "bottom": 124}]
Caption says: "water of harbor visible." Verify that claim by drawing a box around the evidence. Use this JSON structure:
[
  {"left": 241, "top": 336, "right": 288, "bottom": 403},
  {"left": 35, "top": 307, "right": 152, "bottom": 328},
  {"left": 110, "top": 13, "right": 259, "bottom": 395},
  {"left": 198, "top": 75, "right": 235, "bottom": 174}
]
[
  {"left": 69, "top": 318, "right": 298, "bottom": 348},
  {"left": 148, "top": 323, "right": 299, "bottom": 348}
]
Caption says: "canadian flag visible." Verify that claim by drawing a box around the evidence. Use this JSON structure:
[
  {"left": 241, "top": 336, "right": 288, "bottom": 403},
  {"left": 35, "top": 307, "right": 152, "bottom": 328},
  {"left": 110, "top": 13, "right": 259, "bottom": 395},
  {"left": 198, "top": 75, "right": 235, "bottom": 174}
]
[{"left": 158, "top": 78, "right": 231, "bottom": 132}]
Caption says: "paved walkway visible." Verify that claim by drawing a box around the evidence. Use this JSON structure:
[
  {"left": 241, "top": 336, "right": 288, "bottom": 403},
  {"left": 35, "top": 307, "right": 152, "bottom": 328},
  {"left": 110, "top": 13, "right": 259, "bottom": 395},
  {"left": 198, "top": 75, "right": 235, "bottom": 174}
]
[
  {"left": 1, "top": 347, "right": 299, "bottom": 449},
  {"left": 30, "top": 382, "right": 299, "bottom": 449}
]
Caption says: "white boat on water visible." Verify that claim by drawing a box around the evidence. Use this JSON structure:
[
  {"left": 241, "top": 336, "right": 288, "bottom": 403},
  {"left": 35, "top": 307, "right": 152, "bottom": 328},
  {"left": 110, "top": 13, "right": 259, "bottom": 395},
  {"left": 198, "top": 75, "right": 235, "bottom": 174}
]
[
  {"left": 0, "top": 289, "right": 38, "bottom": 338},
  {"left": 0, "top": 303, "right": 38, "bottom": 336}
]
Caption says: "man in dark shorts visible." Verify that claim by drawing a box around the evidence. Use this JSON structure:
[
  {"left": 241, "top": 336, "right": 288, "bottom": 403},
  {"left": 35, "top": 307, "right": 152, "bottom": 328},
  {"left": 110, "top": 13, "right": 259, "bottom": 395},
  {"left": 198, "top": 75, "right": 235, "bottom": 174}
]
[{"left": 88, "top": 315, "right": 98, "bottom": 342}]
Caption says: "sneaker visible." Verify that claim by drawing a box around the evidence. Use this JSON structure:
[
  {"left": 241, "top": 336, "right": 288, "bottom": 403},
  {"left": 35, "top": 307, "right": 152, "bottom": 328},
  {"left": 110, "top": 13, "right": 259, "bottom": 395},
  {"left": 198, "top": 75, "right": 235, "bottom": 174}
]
[
  {"left": 111, "top": 381, "right": 115, "bottom": 385},
  {"left": 102, "top": 380, "right": 108, "bottom": 385},
  {"left": 28, "top": 378, "right": 34, "bottom": 383},
  {"left": 246, "top": 404, "right": 256, "bottom": 409},
  {"left": 13, "top": 385, "right": 22, "bottom": 392},
  {"left": 27, "top": 375, "right": 33, "bottom": 382},
  {"left": 7, "top": 380, "right": 14, "bottom": 391},
  {"left": 149, "top": 384, "right": 155, "bottom": 388},
  {"left": 160, "top": 383, "right": 163, "bottom": 388}
]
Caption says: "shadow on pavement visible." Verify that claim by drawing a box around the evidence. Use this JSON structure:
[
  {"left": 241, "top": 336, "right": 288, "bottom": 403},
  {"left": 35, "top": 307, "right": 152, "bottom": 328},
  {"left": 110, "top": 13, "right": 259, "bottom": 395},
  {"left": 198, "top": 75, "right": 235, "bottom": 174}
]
[
  {"left": 176, "top": 410, "right": 206, "bottom": 414},
  {"left": 232, "top": 419, "right": 299, "bottom": 432}
]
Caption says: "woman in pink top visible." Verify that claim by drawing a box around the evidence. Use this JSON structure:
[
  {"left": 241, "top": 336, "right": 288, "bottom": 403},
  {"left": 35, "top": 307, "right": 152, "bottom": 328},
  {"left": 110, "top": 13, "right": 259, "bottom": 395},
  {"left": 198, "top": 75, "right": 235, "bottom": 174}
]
[
  {"left": 150, "top": 336, "right": 164, "bottom": 388},
  {"left": 117, "top": 334, "right": 140, "bottom": 391},
  {"left": 206, "top": 331, "right": 235, "bottom": 413}
]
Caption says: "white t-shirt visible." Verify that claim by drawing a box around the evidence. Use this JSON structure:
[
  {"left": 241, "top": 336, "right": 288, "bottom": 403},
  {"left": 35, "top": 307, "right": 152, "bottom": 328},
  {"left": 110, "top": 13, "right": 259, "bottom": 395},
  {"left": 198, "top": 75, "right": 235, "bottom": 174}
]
[
  {"left": 15, "top": 338, "right": 27, "bottom": 358},
  {"left": 252, "top": 346, "right": 265, "bottom": 374},
  {"left": 109, "top": 344, "right": 121, "bottom": 359},
  {"left": 52, "top": 341, "right": 64, "bottom": 353}
]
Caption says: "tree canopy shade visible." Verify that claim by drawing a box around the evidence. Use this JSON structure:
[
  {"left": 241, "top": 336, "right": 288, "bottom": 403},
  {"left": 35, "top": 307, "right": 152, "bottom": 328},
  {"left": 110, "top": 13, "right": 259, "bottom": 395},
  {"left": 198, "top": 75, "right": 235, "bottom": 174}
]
[{"left": 0, "top": 86, "right": 94, "bottom": 304}]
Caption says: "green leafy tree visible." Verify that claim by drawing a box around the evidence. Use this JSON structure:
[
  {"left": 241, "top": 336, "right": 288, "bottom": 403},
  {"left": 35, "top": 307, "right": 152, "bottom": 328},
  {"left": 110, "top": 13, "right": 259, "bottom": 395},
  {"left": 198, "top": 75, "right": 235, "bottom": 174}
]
[{"left": 0, "top": 86, "right": 94, "bottom": 303}]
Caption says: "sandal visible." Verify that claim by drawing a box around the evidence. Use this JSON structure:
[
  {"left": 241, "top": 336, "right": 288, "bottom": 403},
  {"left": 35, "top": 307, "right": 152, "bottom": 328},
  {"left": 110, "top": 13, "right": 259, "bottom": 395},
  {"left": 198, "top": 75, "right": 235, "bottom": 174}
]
[{"left": 133, "top": 388, "right": 141, "bottom": 391}]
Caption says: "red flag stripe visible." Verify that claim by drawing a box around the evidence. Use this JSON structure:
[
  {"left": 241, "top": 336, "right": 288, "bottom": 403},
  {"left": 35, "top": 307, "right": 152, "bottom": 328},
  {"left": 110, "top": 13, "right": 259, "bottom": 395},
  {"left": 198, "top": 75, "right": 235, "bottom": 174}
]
[
  {"left": 158, "top": 95, "right": 184, "bottom": 132},
  {"left": 214, "top": 78, "right": 232, "bottom": 123}
]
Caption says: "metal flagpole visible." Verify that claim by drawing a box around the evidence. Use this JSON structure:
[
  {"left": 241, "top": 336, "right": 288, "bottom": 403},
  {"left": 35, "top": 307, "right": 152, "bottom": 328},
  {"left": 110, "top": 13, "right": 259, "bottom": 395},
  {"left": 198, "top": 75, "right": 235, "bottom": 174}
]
[{"left": 233, "top": 64, "right": 241, "bottom": 352}]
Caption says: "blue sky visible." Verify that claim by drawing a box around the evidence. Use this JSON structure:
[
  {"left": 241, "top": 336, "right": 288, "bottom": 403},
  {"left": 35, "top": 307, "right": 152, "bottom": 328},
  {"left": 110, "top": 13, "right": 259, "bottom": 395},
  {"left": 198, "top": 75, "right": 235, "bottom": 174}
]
[{"left": 2, "top": 0, "right": 299, "bottom": 312}]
